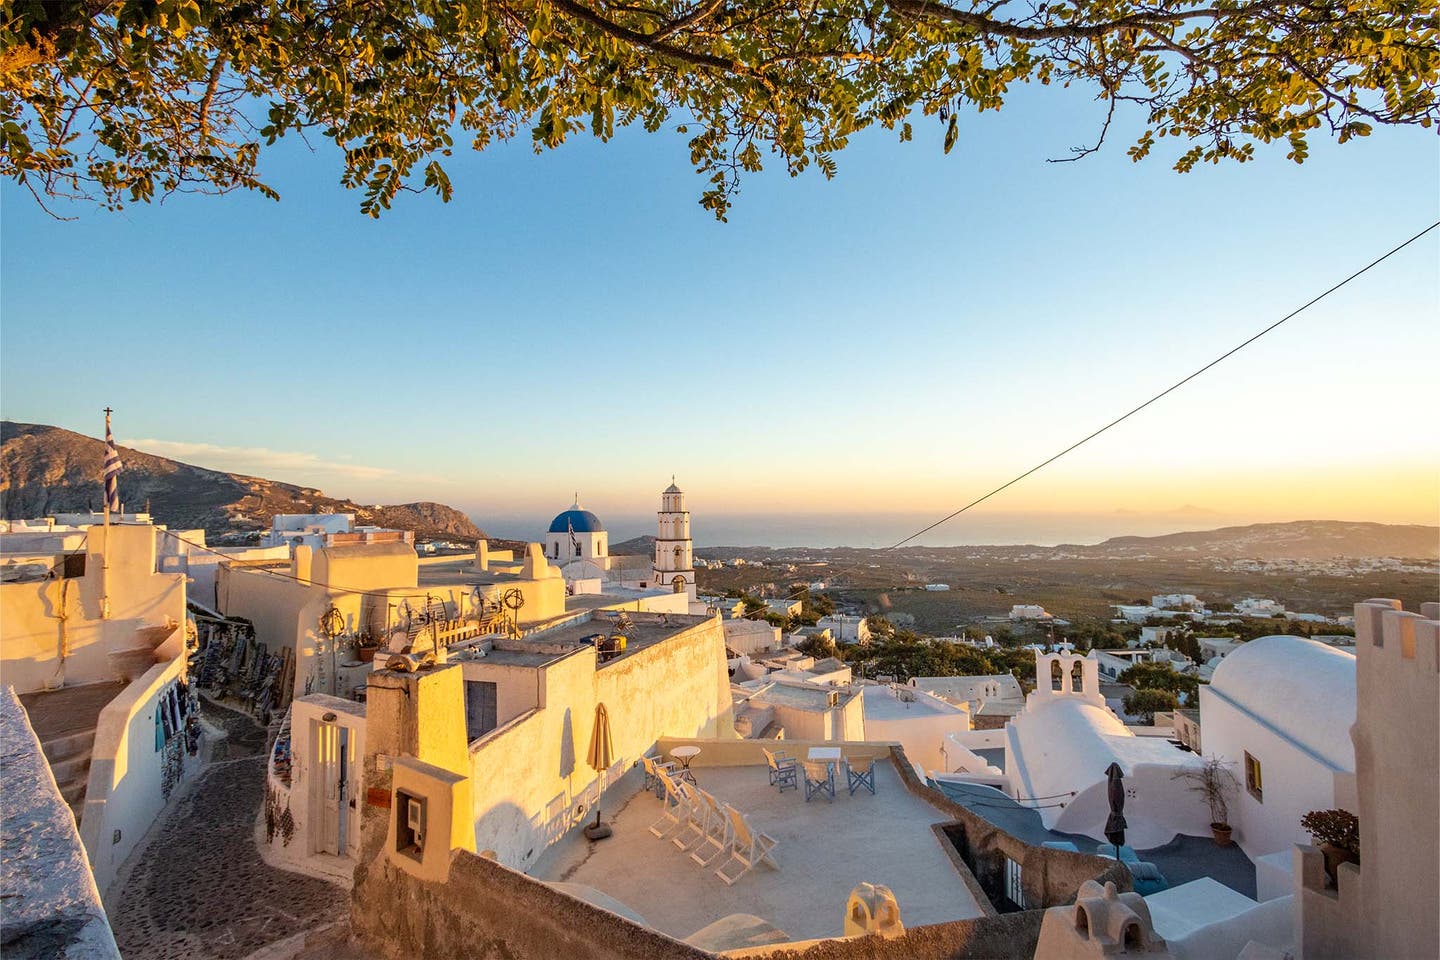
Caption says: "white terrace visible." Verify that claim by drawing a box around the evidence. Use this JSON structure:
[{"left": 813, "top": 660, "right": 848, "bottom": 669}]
[{"left": 531, "top": 742, "right": 988, "bottom": 946}]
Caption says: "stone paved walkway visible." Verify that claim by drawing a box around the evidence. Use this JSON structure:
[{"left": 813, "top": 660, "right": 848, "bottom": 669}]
[{"left": 108, "top": 702, "right": 347, "bottom": 960}]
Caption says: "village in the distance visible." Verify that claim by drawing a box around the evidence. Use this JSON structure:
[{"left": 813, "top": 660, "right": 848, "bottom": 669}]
[
  {"left": 1, "top": 416, "right": 1436, "bottom": 960},
  {"left": 2, "top": 3, "right": 1437, "bottom": 957}
]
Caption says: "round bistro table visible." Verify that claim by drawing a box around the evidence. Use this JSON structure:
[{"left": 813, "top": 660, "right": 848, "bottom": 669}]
[{"left": 670, "top": 745, "right": 701, "bottom": 784}]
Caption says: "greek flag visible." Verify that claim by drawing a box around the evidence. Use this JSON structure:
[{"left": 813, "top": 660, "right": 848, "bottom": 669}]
[
  {"left": 103, "top": 411, "right": 122, "bottom": 513},
  {"left": 569, "top": 517, "right": 581, "bottom": 556}
]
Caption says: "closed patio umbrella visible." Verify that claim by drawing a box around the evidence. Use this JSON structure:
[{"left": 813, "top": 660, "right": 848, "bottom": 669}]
[
  {"left": 584, "top": 702, "right": 615, "bottom": 840},
  {"left": 1103, "top": 762, "right": 1127, "bottom": 861}
]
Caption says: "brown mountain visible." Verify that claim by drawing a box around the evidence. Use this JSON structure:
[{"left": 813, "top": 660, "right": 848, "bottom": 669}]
[
  {"left": 1077, "top": 521, "right": 1438, "bottom": 560},
  {"left": 0, "top": 421, "right": 484, "bottom": 542}
]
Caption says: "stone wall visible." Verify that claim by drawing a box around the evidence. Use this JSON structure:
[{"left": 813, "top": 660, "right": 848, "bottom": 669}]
[
  {"left": 353, "top": 846, "right": 713, "bottom": 960},
  {"left": 0, "top": 688, "right": 120, "bottom": 959},
  {"left": 727, "top": 911, "right": 1045, "bottom": 960}
]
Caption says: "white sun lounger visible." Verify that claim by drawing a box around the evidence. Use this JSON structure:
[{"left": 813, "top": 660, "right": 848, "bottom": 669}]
[
  {"left": 715, "top": 804, "right": 778, "bottom": 885},
  {"left": 648, "top": 773, "right": 689, "bottom": 839},
  {"left": 689, "top": 789, "right": 732, "bottom": 867}
]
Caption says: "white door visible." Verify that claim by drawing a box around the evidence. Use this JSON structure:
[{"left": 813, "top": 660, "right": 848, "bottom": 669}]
[{"left": 315, "top": 720, "right": 341, "bottom": 855}]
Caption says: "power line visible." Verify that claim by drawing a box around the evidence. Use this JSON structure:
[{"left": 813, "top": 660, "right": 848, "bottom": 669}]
[
  {"left": 886, "top": 220, "right": 1440, "bottom": 551},
  {"left": 730, "top": 220, "right": 1439, "bottom": 615}
]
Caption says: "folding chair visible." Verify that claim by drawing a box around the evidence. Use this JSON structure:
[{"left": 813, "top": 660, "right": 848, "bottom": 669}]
[
  {"left": 802, "top": 759, "right": 836, "bottom": 802},
  {"left": 642, "top": 753, "right": 677, "bottom": 797},
  {"left": 715, "top": 805, "right": 779, "bottom": 885},
  {"left": 648, "top": 772, "right": 688, "bottom": 839},
  {"left": 671, "top": 781, "right": 712, "bottom": 852},
  {"left": 763, "top": 747, "right": 798, "bottom": 793},
  {"left": 845, "top": 756, "right": 876, "bottom": 796},
  {"left": 689, "top": 790, "right": 732, "bottom": 867}
]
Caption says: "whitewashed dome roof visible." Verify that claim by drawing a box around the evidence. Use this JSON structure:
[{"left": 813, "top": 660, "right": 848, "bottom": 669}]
[{"left": 1210, "top": 635, "right": 1356, "bottom": 770}]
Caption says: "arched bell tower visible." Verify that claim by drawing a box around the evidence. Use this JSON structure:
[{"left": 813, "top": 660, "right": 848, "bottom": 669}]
[{"left": 653, "top": 478, "right": 696, "bottom": 601}]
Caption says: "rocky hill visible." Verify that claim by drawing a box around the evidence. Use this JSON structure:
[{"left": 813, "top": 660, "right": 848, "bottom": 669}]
[
  {"left": 0, "top": 421, "right": 484, "bottom": 542},
  {"left": 1078, "top": 520, "right": 1438, "bottom": 560},
  {"left": 610, "top": 534, "right": 656, "bottom": 556}
]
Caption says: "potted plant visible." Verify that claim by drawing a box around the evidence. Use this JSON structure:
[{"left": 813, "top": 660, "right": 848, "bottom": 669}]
[
  {"left": 1172, "top": 755, "right": 1240, "bottom": 845},
  {"left": 1301, "top": 809, "right": 1360, "bottom": 886},
  {"left": 355, "top": 633, "right": 382, "bottom": 663}
]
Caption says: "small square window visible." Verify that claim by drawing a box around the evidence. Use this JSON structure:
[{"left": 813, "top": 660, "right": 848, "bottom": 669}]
[{"left": 1244, "top": 751, "right": 1263, "bottom": 802}]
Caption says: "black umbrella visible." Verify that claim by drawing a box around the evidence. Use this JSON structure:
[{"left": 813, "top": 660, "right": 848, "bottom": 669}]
[{"left": 1103, "top": 762, "right": 1127, "bottom": 861}]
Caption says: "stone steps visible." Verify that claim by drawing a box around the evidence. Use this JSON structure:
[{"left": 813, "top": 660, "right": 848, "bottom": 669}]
[
  {"left": 38, "top": 721, "right": 99, "bottom": 826},
  {"left": 19, "top": 680, "right": 126, "bottom": 828}
]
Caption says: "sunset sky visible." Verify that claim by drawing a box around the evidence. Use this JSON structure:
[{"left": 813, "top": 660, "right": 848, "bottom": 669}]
[{"left": 2, "top": 82, "right": 1436, "bottom": 544}]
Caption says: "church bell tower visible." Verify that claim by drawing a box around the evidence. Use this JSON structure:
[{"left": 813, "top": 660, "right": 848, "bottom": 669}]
[{"left": 653, "top": 478, "right": 696, "bottom": 601}]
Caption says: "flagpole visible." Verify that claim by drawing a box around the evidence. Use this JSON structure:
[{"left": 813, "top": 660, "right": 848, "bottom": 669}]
[{"left": 101, "top": 407, "right": 114, "bottom": 619}]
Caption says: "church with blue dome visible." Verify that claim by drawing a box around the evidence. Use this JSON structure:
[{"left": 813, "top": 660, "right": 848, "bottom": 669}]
[
  {"left": 541, "top": 482, "right": 698, "bottom": 602},
  {"left": 544, "top": 496, "right": 608, "bottom": 564}
]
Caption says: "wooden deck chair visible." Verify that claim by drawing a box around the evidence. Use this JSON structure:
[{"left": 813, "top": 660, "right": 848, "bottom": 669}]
[
  {"left": 671, "top": 781, "right": 711, "bottom": 852},
  {"left": 845, "top": 756, "right": 876, "bottom": 796},
  {"left": 763, "top": 747, "right": 798, "bottom": 792},
  {"left": 802, "top": 760, "right": 836, "bottom": 802},
  {"left": 642, "top": 753, "right": 677, "bottom": 797},
  {"left": 715, "top": 805, "right": 779, "bottom": 886},
  {"left": 689, "top": 790, "right": 732, "bottom": 867},
  {"left": 648, "top": 772, "right": 688, "bottom": 839}
]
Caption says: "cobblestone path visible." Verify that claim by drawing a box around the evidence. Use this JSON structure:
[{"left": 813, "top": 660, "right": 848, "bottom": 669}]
[{"left": 108, "top": 703, "right": 347, "bottom": 960}]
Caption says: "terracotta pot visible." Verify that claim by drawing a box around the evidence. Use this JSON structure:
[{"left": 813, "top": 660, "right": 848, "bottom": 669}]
[
  {"left": 1320, "top": 842, "right": 1359, "bottom": 886},
  {"left": 1211, "top": 823, "right": 1234, "bottom": 846},
  {"left": 357, "top": 645, "right": 379, "bottom": 663}
]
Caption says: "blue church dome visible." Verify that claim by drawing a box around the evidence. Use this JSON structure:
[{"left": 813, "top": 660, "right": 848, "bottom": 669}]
[{"left": 549, "top": 508, "right": 604, "bottom": 534}]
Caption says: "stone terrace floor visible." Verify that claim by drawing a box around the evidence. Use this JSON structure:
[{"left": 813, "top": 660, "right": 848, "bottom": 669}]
[
  {"left": 933, "top": 781, "right": 1256, "bottom": 898},
  {"left": 532, "top": 760, "right": 986, "bottom": 944}
]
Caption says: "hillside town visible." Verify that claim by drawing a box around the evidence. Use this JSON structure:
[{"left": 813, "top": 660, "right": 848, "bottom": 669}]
[
  {"left": 2, "top": 466, "right": 1435, "bottom": 960},
  {"left": 4, "top": 0, "right": 1436, "bottom": 953}
]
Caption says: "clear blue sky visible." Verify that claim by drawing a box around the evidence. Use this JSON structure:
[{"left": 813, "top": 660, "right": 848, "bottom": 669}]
[{"left": 2, "top": 82, "right": 1437, "bottom": 542}]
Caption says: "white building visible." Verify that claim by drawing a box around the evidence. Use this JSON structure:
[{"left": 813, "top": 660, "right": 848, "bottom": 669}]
[
  {"left": 1009, "top": 604, "right": 1052, "bottom": 620},
  {"left": 1152, "top": 593, "right": 1206, "bottom": 613},
  {"left": 261, "top": 513, "right": 412, "bottom": 551},
  {"left": 720, "top": 619, "right": 783, "bottom": 657},
  {"left": 1089, "top": 647, "right": 1157, "bottom": 681},
  {"left": 1002, "top": 651, "right": 1208, "bottom": 847},
  {"left": 1235, "top": 598, "right": 1285, "bottom": 617},
  {"left": 1137, "top": 625, "right": 1175, "bottom": 648},
  {"left": 816, "top": 613, "right": 871, "bottom": 644},
  {"left": 1198, "top": 639, "right": 1244, "bottom": 682},
  {"left": 760, "top": 597, "right": 800, "bottom": 618},
  {"left": 909, "top": 674, "right": 1025, "bottom": 727},
  {"left": 859, "top": 684, "right": 971, "bottom": 775},
  {"left": 544, "top": 498, "right": 609, "bottom": 565},
  {"left": 1113, "top": 604, "right": 1158, "bottom": 623},
  {"left": 1, "top": 517, "right": 197, "bottom": 897},
  {"left": 1199, "top": 635, "right": 1356, "bottom": 861},
  {"left": 924, "top": 583, "right": 951, "bottom": 592}
]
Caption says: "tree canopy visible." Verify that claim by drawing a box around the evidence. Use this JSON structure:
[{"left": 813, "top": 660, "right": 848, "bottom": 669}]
[
  {"left": 1118, "top": 659, "right": 1200, "bottom": 698},
  {"left": 3, "top": 1, "right": 1435, "bottom": 218},
  {"left": 1123, "top": 686, "right": 1178, "bottom": 722}
]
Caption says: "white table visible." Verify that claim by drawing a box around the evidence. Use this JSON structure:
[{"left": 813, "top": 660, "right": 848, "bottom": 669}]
[
  {"left": 670, "top": 745, "right": 701, "bottom": 783},
  {"left": 807, "top": 747, "right": 841, "bottom": 761}
]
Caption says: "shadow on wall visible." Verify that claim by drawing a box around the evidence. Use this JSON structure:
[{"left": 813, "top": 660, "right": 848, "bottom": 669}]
[{"left": 559, "top": 708, "right": 574, "bottom": 780}]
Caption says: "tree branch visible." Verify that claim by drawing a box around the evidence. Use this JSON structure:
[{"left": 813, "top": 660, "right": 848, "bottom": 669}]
[{"left": 548, "top": 0, "right": 771, "bottom": 87}]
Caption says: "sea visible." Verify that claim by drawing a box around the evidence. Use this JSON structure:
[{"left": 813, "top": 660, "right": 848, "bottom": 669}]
[{"left": 478, "top": 509, "right": 1260, "bottom": 550}]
